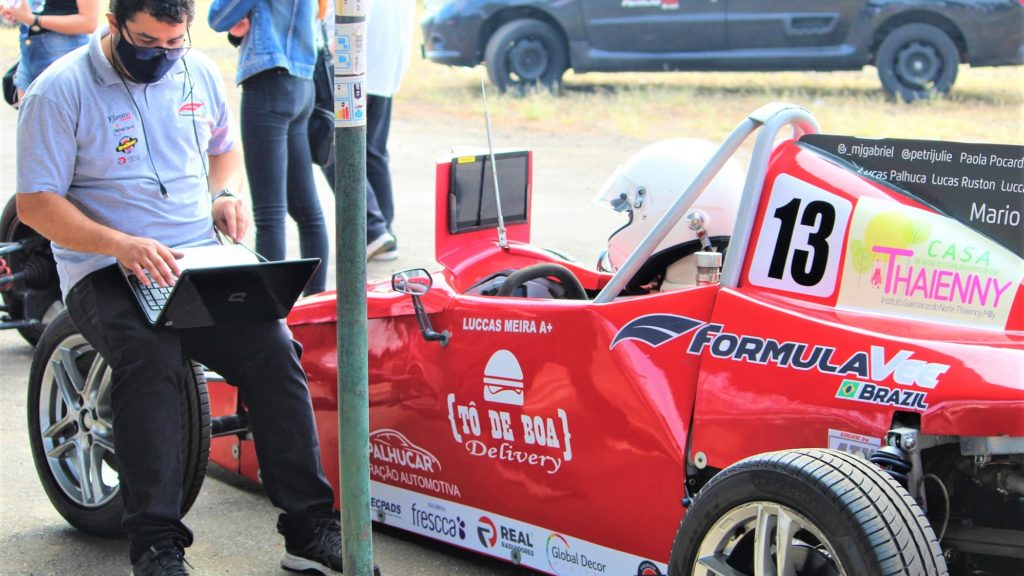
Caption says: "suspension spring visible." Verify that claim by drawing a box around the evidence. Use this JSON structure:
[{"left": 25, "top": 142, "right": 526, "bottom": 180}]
[{"left": 870, "top": 444, "right": 913, "bottom": 486}]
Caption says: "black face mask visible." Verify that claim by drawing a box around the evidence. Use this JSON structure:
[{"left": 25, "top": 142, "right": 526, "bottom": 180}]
[{"left": 114, "top": 28, "right": 187, "bottom": 83}]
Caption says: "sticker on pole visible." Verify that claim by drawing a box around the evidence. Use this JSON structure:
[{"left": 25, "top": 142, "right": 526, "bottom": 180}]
[
  {"left": 336, "top": 0, "right": 365, "bottom": 17},
  {"left": 334, "top": 76, "right": 366, "bottom": 127},
  {"left": 334, "top": 22, "right": 365, "bottom": 77}
]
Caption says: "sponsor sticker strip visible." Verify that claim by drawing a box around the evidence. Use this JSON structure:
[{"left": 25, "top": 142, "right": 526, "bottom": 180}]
[{"left": 370, "top": 482, "right": 666, "bottom": 576}]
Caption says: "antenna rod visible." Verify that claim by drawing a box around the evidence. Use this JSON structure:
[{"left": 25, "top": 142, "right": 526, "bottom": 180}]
[{"left": 480, "top": 70, "right": 508, "bottom": 249}]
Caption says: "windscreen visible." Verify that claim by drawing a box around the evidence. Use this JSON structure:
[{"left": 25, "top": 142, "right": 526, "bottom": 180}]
[{"left": 448, "top": 151, "right": 529, "bottom": 234}]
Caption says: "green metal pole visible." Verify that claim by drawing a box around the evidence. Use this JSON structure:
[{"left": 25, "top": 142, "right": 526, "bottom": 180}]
[{"left": 333, "top": 5, "right": 374, "bottom": 575}]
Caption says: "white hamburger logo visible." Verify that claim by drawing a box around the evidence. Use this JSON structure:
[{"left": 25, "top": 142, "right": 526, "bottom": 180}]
[{"left": 483, "top": 350, "right": 525, "bottom": 406}]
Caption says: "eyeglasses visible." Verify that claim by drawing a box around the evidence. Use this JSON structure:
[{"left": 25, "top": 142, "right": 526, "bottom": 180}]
[{"left": 122, "top": 26, "right": 191, "bottom": 61}]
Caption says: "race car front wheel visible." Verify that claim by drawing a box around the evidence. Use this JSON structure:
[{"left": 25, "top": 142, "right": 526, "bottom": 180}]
[
  {"left": 876, "top": 23, "right": 959, "bottom": 102},
  {"left": 1, "top": 195, "right": 63, "bottom": 346},
  {"left": 668, "top": 449, "right": 947, "bottom": 576},
  {"left": 27, "top": 310, "right": 210, "bottom": 537}
]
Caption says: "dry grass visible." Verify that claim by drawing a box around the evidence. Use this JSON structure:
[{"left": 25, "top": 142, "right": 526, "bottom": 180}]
[
  {"left": 3, "top": 0, "right": 1022, "bottom": 146},
  {"left": 401, "top": 59, "right": 1024, "bottom": 146}
]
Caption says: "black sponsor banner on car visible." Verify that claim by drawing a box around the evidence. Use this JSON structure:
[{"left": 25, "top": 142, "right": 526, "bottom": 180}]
[{"left": 801, "top": 134, "right": 1024, "bottom": 259}]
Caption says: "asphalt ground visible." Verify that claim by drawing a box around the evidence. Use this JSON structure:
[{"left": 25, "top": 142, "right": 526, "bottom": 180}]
[{"left": 0, "top": 60, "right": 632, "bottom": 573}]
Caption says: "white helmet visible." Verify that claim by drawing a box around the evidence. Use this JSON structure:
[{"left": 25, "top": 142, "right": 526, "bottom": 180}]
[{"left": 595, "top": 138, "right": 745, "bottom": 275}]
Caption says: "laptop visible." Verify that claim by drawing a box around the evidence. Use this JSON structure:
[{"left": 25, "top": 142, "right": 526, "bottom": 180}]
[{"left": 121, "top": 244, "right": 320, "bottom": 329}]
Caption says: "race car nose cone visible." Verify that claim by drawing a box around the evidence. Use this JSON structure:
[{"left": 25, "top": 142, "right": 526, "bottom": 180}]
[{"left": 483, "top": 349, "right": 524, "bottom": 406}]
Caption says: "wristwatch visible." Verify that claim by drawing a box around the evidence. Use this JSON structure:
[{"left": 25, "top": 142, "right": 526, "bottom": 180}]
[
  {"left": 30, "top": 15, "right": 41, "bottom": 33},
  {"left": 212, "top": 188, "right": 236, "bottom": 202}
]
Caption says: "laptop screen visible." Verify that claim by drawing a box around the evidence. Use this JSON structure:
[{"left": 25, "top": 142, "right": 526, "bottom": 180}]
[{"left": 448, "top": 150, "right": 530, "bottom": 234}]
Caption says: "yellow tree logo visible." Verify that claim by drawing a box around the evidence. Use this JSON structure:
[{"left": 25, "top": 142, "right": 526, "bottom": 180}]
[{"left": 848, "top": 212, "right": 931, "bottom": 289}]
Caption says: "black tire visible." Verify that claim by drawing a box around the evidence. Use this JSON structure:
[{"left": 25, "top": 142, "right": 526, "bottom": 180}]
[
  {"left": 27, "top": 310, "right": 210, "bottom": 537},
  {"left": 484, "top": 19, "right": 567, "bottom": 93},
  {"left": 669, "top": 449, "right": 947, "bottom": 576},
  {"left": 1, "top": 195, "right": 62, "bottom": 346},
  {"left": 876, "top": 23, "right": 959, "bottom": 102}
]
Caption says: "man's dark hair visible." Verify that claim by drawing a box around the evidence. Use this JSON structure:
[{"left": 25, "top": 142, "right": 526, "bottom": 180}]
[{"left": 110, "top": 0, "right": 195, "bottom": 26}]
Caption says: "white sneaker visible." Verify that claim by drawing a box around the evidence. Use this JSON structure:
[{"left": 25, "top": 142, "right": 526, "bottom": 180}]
[
  {"left": 372, "top": 246, "right": 399, "bottom": 261},
  {"left": 366, "top": 232, "right": 396, "bottom": 262}
]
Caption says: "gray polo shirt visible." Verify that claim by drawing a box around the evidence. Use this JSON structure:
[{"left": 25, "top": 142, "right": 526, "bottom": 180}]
[{"left": 16, "top": 30, "right": 235, "bottom": 296}]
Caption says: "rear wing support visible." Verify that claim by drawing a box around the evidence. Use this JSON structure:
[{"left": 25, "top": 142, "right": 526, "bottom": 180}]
[{"left": 593, "top": 103, "right": 819, "bottom": 304}]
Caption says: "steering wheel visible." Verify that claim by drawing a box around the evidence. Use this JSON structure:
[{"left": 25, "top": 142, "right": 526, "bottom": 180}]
[{"left": 496, "top": 263, "right": 588, "bottom": 300}]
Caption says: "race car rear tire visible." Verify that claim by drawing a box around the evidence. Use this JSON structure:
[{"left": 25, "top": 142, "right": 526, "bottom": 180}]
[
  {"left": 1, "top": 195, "right": 62, "bottom": 346},
  {"left": 27, "top": 310, "right": 210, "bottom": 537},
  {"left": 668, "top": 449, "right": 947, "bottom": 576},
  {"left": 485, "top": 18, "right": 567, "bottom": 94},
  {"left": 876, "top": 23, "right": 959, "bottom": 102}
]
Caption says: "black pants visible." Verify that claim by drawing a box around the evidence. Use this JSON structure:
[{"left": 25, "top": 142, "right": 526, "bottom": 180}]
[{"left": 65, "top": 265, "right": 335, "bottom": 562}]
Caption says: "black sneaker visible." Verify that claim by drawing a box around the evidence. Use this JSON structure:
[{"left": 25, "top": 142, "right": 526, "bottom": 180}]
[
  {"left": 281, "top": 513, "right": 344, "bottom": 574},
  {"left": 131, "top": 546, "right": 190, "bottom": 576}
]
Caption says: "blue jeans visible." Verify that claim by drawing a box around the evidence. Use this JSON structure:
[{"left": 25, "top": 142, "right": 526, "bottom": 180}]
[
  {"left": 242, "top": 70, "right": 328, "bottom": 295},
  {"left": 15, "top": 28, "right": 89, "bottom": 90}
]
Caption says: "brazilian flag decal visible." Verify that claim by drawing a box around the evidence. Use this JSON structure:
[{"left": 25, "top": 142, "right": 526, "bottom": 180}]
[{"left": 837, "top": 380, "right": 861, "bottom": 399}]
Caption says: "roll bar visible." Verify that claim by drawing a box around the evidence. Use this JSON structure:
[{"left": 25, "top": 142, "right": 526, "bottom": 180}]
[{"left": 593, "top": 103, "right": 820, "bottom": 304}]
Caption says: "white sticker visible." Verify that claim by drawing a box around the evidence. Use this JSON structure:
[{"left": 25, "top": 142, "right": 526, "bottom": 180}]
[
  {"left": 336, "top": 0, "right": 365, "bottom": 17},
  {"left": 828, "top": 428, "right": 882, "bottom": 459},
  {"left": 749, "top": 174, "right": 853, "bottom": 297},
  {"left": 333, "top": 22, "right": 365, "bottom": 77},
  {"left": 837, "top": 196, "right": 1023, "bottom": 329},
  {"left": 333, "top": 76, "right": 366, "bottom": 127},
  {"left": 369, "top": 482, "right": 668, "bottom": 576}
]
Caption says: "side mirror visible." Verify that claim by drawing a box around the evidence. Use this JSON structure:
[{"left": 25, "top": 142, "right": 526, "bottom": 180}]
[
  {"left": 391, "top": 269, "right": 449, "bottom": 346},
  {"left": 392, "top": 268, "right": 433, "bottom": 296}
]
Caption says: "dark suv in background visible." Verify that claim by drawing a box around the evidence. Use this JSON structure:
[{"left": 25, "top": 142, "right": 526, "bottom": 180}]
[{"left": 421, "top": 0, "right": 1024, "bottom": 101}]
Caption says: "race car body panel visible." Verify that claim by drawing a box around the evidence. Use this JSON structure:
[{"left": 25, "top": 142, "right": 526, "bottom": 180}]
[
  {"left": 201, "top": 109, "right": 1024, "bottom": 575},
  {"left": 286, "top": 273, "right": 722, "bottom": 566}
]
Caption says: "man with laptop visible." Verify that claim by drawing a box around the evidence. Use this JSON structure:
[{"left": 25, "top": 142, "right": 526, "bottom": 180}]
[{"left": 15, "top": 0, "right": 344, "bottom": 574}]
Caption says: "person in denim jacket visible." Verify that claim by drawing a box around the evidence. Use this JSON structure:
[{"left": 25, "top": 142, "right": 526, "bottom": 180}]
[{"left": 209, "top": 0, "right": 328, "bottom": 296}]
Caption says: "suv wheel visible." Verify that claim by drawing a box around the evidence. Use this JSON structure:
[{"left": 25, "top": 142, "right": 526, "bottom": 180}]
[
  {"left": 484, "top": 19, "right": 567, "bottom": 94},
  {"left": 876, "top": 23, "right": 959, "bottom": 102}
]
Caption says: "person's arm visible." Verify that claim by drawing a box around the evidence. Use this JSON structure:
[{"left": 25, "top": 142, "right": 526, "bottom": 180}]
[
  {"left": 17, "top": 192, "right": 183, "bottom": 286},
  {"left": 208, "top": 0, "right": 259, "bottom": 32},
  {"left": 1, "top": 0, "right": 99, "bottom": 35},
  {"left": 207, "top": 145, "right": 248, "bottom": 242}
]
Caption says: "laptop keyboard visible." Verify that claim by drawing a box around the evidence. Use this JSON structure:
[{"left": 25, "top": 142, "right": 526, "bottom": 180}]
[{"left": 131, "top": 275, "right": 176, "bottom": 311}]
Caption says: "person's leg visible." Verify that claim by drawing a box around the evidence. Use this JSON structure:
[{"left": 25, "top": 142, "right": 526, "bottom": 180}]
[
  {"left": 280, "top": 75, "right": 329, "bottom": 294},
  {"left": 365, "top": 178, "right": 389, "bottom": 245},
  {"left": 365, "top": 95, "right": 395, "bottom": 229},
  {"left": 64, "top": 266, "right": 192, "bottom": 563},
  {"left": 183, "top": 321, "right": 334, "bottom": 544},
  {"left": 241, "top": 71, "right": 291, "bottom": 263}
]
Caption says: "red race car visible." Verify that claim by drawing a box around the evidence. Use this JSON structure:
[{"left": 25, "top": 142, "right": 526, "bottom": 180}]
[{"left": 27, "top": 104, "right": 1024, "bottom": 576}]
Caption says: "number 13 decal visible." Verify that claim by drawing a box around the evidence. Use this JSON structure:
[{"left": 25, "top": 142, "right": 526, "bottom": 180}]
[{"left": 749, "top": 174, "right": 852, "bottom": 298}]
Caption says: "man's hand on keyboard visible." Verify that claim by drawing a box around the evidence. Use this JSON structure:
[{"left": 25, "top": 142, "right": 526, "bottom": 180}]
[{"left": 115, "top": 237, "right": 184, "bottom": 287}]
